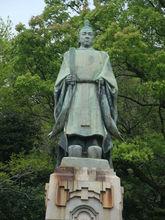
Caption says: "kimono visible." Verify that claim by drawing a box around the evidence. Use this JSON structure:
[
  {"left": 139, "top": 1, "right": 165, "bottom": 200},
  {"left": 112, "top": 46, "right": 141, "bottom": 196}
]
[{"left": 52, "top": 47, "right": 121, "bottom": 164}]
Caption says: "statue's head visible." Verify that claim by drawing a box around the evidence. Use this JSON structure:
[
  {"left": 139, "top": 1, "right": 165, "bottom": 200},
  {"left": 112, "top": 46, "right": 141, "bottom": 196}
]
[{"left": 79, "top": 20, "right": 94, "bottom": 48}]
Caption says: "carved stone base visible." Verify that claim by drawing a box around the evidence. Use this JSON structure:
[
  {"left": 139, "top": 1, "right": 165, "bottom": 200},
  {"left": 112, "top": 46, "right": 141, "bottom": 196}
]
[{"left": 45, "top": 157, "right": 123, "bottom": 220}]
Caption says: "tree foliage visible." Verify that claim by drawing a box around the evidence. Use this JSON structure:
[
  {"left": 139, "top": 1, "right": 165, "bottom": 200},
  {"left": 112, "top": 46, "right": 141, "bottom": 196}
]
[{"left": 0, "top": 152, "right": 53, "bottom": 220}]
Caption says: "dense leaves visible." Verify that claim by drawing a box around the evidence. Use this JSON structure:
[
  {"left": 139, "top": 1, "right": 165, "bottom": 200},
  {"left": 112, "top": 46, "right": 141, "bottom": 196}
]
[
  {"left": 0, "top": 152, "right": 53, "bottom": 220},
  {"left": 0, "top": 0, "right": 164, "bottom": 219}
]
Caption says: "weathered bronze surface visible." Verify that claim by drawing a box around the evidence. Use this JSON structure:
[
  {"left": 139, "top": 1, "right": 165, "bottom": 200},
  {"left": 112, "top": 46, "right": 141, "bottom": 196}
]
[{"left": 50, "top": 20, "right": 120, "bottom": 165}]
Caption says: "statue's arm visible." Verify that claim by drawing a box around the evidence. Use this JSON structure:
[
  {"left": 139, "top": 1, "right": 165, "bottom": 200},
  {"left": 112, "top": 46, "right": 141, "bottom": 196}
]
[
  {"left": 54, "top": 52, "right": 70, "bottom": 119},
  {"left": 97, "top": 52, "right": 118, "bottom": 90},
  {"left": 55, "top": 52, "right": 70, "bottom": 87},
  {"left": 96, "top": 52, "right": 118, "bottom": 122}
]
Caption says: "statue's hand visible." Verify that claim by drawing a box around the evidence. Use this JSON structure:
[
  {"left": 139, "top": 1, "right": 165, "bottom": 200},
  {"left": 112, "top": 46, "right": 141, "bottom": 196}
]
[
  {"left": 65, "top": 74, "right": 76, "bottom": 85},
  {"left": 96, "top": 78, "right": 104, "bottom": 85}
]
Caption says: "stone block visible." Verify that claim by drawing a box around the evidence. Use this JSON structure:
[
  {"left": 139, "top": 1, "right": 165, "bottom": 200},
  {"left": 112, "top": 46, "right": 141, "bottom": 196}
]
[
  {"left": 60, "top": 157, "right": 110, "bottom": 170},
  {"left": 45, "top": 157, "right": 123, "bottom": 220}
]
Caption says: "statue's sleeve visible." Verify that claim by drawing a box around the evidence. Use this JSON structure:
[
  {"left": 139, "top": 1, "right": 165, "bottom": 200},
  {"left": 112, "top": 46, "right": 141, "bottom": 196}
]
[
  {"left": 97, "top": 52, "right": 118, "bottom": 92},
  {"left": 97, "top": 52, "right": 118, "bottom": 123},
  {"left": 54, "top": 52, "right": 70, "bottom": 120},
  {"left": 55, "top": 52, "right": 70, "bottom": 87}
]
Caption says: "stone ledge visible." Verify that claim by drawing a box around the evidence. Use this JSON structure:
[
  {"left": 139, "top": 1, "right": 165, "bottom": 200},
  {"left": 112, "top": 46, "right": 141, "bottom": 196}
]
[{"left": 60, "top": 157, "right": 110, "bottom": 170}]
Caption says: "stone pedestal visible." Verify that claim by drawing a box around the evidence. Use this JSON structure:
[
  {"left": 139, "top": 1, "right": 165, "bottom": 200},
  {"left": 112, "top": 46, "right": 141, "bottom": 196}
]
[{"left": 45, "top": 157, "right": 123, "bottom": 220}]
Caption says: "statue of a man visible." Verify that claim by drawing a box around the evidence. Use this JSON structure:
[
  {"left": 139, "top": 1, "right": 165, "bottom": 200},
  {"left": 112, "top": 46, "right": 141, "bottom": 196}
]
[{"left": 50, "top": 20, "right": 121, "bottom": 166}]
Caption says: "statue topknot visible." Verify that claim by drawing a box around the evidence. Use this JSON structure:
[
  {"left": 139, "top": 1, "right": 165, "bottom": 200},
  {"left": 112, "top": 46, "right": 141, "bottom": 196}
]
[
  {"left": 80, "top": 19, "right": 93, "bottom": 33},
  {"left": 84, "top": 20, "right": 90, "bottom": 28}
]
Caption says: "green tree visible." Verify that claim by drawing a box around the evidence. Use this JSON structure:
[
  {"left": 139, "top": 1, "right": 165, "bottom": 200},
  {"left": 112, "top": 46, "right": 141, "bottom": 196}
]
[{"left": 0, "top": 151, "right": 53, "bottom": 220}]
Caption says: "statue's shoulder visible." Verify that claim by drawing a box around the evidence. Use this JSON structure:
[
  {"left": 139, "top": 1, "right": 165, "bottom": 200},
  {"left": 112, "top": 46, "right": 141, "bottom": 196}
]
[
  {"left": 62, "top": 51, "right": 70, "bottom": 61},
  {"left": 99, "top": 50, "right": 108, "bottom": 56},
  {"left": 94, "top": 49, "right": 109, "bottom": 59},
  {"left": 64, "top": 48, "right": 76, "bottom": 57},
  {"left": 64, "top": 51, "right": 69, "bottom": 56}
]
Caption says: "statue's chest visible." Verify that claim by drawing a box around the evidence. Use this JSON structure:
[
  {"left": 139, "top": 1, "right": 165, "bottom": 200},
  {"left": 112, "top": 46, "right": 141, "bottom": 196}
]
[{"left": 75, "top": 51, "right": 103, "bottom": 80}]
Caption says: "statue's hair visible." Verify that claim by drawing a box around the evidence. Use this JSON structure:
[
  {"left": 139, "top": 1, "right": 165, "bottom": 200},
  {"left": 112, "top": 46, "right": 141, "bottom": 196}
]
[
  {"left": 80, "top": 19, "right": 93, "bottom": 33},
  {"left": 84, "top": 20, "right": 90, "bottom": 28}
]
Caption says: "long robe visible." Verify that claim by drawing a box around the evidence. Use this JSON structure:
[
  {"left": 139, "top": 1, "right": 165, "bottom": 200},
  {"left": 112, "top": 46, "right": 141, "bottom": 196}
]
[{"left": 53, "top": 47, "right": 119, "bottom": 155}]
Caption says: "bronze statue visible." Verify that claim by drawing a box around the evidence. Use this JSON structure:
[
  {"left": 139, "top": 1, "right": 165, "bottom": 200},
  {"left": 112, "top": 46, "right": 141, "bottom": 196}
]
[{"left": 50, "top": 20, "right": 121, "bottom": 166}]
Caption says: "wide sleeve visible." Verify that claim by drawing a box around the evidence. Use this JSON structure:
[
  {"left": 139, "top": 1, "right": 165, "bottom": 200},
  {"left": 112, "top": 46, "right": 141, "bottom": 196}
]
[
  {"left": 96, "top": 52, "right": 118, "bottom": 92},
  {"left": 54, "top": 51, "right": 70, "bottom": 120},
  {"left": 98, "top": 52, "right": 118, "bottom": 119},
  {"left": 55, "top": 51, "right": 70, "bottom": 87}
]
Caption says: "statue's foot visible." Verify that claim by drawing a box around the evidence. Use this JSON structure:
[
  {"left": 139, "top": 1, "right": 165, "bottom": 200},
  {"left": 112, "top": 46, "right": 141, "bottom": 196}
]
[
  {"left": 88, "top": 146, "right": 102, "bottom": 159},
  {"left": 68, "top": 145, "right": 82, "bottom": 157}
]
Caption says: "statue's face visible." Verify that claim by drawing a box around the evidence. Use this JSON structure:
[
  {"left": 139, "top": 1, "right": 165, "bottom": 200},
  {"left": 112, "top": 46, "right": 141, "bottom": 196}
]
[{"left": 79, "top": 28, "right": 94, "bottom": 48}]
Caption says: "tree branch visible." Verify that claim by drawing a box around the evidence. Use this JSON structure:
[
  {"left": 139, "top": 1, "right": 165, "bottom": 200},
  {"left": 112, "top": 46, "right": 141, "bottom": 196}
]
[
  {"left": 147, "top": 0, "right": 165, "bottom": 14},
  {"left": 67, "top": 4, "right": 81, "bottom": 14},
  {"left": 116, "top": 74, "right": 139, "bottom": 78},
  {"left": 126, "top": 61, "right": 145, "bottom": 79},
  {"left": 120, "top": 160, "right": 165, "bottom": 193},
  {"left": 158, "top": 105, "right": 165, "bottom": 139},
  {"left": 119, "top": 94, "right": 159, "bottom": 107},
  {"left": 148, "top": 0, "right": 156, "bottom": 8}
]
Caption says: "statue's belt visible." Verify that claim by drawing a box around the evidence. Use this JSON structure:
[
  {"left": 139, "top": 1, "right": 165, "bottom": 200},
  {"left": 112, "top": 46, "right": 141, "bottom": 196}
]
[{"left": 75, "top": 80, "right": 97, "bottom": 84}]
